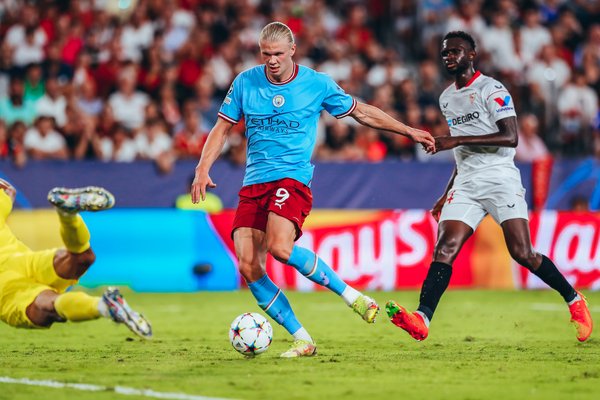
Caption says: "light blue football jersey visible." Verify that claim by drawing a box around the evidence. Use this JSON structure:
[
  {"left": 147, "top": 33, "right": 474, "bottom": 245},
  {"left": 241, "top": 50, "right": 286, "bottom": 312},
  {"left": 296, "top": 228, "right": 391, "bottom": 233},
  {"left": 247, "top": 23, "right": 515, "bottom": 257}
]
[{"left": 218, "top": 64, "right": 356, "bottom": 187}]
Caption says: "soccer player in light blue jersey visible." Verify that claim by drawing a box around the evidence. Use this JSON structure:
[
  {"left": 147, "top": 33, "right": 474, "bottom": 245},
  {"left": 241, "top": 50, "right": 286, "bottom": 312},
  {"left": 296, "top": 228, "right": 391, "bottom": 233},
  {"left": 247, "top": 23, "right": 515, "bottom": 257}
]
[{"left": 192, "top": 22, "right": 435, "bottom": 357}]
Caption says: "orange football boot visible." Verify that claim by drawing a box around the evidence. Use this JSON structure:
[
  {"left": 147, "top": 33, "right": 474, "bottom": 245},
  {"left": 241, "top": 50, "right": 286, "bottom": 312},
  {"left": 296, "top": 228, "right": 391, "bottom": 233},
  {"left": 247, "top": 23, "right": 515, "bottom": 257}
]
[
  {"left": 569, "top": 291, "right": 593, "bottom": 342},
  {"left": 386, "top": 300, "right": 428, "bottom": 341}
]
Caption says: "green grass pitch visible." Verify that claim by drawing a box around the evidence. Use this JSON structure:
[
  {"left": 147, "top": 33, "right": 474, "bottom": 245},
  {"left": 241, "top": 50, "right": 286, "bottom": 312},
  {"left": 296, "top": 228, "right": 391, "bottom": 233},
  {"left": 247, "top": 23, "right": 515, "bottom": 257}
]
[{"left": 0, "top": 290, "right": 599, "bottom": 400}]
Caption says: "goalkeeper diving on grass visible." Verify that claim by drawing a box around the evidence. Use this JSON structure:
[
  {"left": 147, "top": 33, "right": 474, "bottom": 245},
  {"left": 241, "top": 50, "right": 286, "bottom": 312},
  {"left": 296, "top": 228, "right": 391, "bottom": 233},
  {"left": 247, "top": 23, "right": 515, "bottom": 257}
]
[{"left": 0, "top": 178, "right": 151, "bottom": 339}]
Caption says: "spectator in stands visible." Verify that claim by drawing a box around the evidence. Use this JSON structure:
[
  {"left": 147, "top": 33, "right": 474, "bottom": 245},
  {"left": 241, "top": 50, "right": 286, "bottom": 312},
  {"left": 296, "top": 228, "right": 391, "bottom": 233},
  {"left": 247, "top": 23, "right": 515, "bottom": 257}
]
[
  {"left": 385, "top": 105, "right": 419, "bottom": 160},
  {"left": 315, "top": 119, "right": 362, "bottom": 161},
  {"left": 515, "top": 113, "right": 550, "bottom": 162},
  {"left": 558, "top": 70, "right": 599, "bottom": 156},
  {"left": 120, "top": 6, "right": 155, "bottom": 63},
  {"left": 417, "top": 59, "right": 444, "bottom": 108},
  {"left": 0, "top": 43, "right": 13, "bottom": 99},
  {"left": 445, "top": 0, "right": 486, "bottom": 42},
  {"left": 0, "top": 120, "right": 8, "bottom": 159},
  {"left": 12, "top": 27, "right": 44, "bottom": 68},
  {"left": 108, "top": 65, "right": 149, "bottom": 131},
  {"left": 94, "top": 39, "right": 125, "bottom": 98},
  {"left": 159, "top": 84, "right": 181, "bottom": 129},
  {"left": 173, "top": 105, "right": 208, "bottom": 160},
  {"left": 223, "top": 130, "right": 247, "bottom": 167},
  {"left": 7, "top": 121, "right": 27, "bottom": 168},
  {"left": 23, "top": 116, "right": 68, "bottom": 160},
  {"left": 136, "top": 118, "right": 173, "bottom": 173},
  {"left": 36, "top": 76, "right": 67, "bottom": 128},
  {"left": 0, "top": 76, "right": 36, "bottom": 126},
  {"left": 519, "top": 7, "right": 552, "bottom": 68},
  {"left": 528, "top": 45, "right": 571, "bottom": 98},
  {"left": 62, "top": 105, "right": 98, "bottom": 160},
  {"left": 319, "top": 41, "right": 352, "bottom": 84},
  {"left": 580, "top": 24, "right": 600, "bottom": 91},
  {"left": 61, "top": 21, "right": 85, "bottom": 67},
  {"left": 24, "top": 63, "right": 44, "bottom": 102},
  {"left": 3, "top": 4, "right": 47, "bottom": 55},
  {"left": 481, "top": 13, "right": 523, "bottom": 77},
  {"left": 194, "top": 77, "right": 220, "bottom": 131},
  {"left": 355, "top": 125, "right": 387, "bottom": 162},
  {"left": 336, "top": 3, "right": 373, "bottom": 55},
  {"left": 138, "top": 44, "right": 163, "bottom": 97},
  {"left": 98, "top": 124, "right": 138, "bottom": 163},
  {"left": 75, "top": 78, "right": 103, "bottom": 118},
  {"left": 42, "top": 41, "right": 73, "bottom": 82},
  {"left": 366, "top": 49, "right": 410, "bottom": 88}
]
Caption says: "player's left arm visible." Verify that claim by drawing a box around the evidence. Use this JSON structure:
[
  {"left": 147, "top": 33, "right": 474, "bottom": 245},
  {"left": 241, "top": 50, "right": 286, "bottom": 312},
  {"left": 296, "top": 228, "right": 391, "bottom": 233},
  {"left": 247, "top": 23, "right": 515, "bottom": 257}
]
[
  {"left": 350, "top": 102, "right": 436, "bottom": 150},
  {"left": 433, "top": 116, "right": 518, "bottom": 152}
]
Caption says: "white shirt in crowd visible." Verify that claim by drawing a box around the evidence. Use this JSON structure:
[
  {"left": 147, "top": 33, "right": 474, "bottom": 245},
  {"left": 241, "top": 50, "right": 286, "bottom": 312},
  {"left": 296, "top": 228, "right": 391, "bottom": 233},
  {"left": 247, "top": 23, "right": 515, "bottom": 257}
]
[
  {"left": 527, "top": 58, "right": 571, "bottom": 100},
  {"left": 136, "top": 129, "right": 172, "bottom": 160},
  {"left": 519, "top": 25, "right": 552, "bottom": 67},
  {"left": 24, "top": 127, "right": 67, "bottom": 153},
  {"left": 120, "top": 21, "right": 155, "bottom": 62},
  {"left": 108, "top": 91, "right": 149, "bottom": 130},
  {"left": 36, "top": 95, "right": 67, "bottom": 127},
  {"left": 4, "top": 25, "right": 47, "bottom": 48},
  {"left": 558, "top": 84, "right": 599, "bottom": 128},
  {"left": 515, "top": 133, "right": 549, "bottom": 162},
  {"left": 99, "top": 137, "right": 138, "bottom": 162}
]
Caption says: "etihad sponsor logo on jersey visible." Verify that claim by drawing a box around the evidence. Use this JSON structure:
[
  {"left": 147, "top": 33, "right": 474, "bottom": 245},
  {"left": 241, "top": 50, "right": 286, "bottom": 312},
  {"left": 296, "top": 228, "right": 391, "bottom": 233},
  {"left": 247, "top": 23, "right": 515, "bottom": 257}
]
[
  {"left": 493, "top": 95, "right": 514, "bottom": 113},
  {"left": 248, "top": 116, "right": 301, "bottom": 132},
  {"left": 446, "top": 111, "right": 480, "bottom": 127}
]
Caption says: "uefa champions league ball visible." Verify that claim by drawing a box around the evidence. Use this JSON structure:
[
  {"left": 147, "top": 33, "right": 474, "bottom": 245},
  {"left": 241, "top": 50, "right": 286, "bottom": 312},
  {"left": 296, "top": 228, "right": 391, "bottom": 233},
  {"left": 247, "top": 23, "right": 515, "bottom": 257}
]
[{"left": 229, "top": 313, "right": 273, "bottom": 356}]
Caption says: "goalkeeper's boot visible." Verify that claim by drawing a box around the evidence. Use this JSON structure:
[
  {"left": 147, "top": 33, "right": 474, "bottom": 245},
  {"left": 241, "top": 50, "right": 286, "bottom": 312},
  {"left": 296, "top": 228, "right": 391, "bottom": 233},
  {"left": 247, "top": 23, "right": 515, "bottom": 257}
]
[
  {"left": 386, "top": 300, "right": 428, "bottom": 341},
  {"left": 48, "top": 186, "right": 115, "bottom": 213},
  {"left": 280, "top": 340, "right": 317, "bottom": 358},
  {"left": 569, "top": 291, "right": 593, "bottom": 342},
  {"left": 352, "top": 295, "right": 380, "bottom": 323},
  {"left": 102, "top": 287, "right": 152, "bottom": 339}
]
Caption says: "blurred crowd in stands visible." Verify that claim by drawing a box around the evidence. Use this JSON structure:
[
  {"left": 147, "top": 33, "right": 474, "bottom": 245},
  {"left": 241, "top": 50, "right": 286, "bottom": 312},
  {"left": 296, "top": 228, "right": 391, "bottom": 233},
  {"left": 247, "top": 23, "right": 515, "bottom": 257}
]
[{"left": 0, "top": 0, "right": 598, "bottom": 172}]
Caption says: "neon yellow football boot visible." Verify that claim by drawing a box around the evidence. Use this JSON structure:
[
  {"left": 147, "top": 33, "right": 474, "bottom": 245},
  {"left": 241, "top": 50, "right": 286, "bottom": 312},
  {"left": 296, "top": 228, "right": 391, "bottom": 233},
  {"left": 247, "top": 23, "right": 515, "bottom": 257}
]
[
  {"left": 280, "top": 340, "right": 317, "bottom": 358},
  {"left": 352, "top": 295, "right": 380, "bottom": 323}
]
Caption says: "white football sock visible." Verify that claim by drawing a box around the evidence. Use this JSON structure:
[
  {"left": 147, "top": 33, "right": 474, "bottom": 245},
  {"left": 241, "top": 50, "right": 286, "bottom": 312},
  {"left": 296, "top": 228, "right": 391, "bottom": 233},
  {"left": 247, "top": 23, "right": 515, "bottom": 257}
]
[
  {"left": 341, "top": 286, "right": 361, "bottom": 306},
  {"left": 292, "top": 327, "right": 314, "bottom": 343}
]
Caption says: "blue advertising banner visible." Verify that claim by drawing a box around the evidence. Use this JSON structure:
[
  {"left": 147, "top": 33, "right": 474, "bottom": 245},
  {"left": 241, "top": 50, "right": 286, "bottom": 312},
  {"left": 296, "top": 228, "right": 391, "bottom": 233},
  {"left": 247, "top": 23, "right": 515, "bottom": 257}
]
[
  {"left": 79, "top": 209, "right": 239, "bottom": 292},
  {"left": 0, "top": 160, "right": 535, "bottom": 209}
]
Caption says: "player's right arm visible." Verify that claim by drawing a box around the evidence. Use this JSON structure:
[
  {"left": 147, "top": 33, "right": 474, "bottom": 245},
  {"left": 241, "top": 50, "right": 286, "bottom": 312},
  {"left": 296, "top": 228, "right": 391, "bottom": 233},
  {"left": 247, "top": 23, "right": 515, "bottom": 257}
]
[
  {"left": 431, "top": 167, "right": 457, "bottom": 222},
  {"left": 191, "top": 118, "right": 234, "bottom": 203},
  {"left": 193, "top": 72, "right": 244, "bottom": 203}
]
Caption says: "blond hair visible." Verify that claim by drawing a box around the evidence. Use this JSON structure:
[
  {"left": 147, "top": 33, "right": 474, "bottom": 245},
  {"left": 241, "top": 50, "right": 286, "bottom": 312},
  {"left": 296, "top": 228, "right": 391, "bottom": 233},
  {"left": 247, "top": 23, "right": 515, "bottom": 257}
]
[{"left": 259, "top": 22, "right": 295, "bottom": 46}]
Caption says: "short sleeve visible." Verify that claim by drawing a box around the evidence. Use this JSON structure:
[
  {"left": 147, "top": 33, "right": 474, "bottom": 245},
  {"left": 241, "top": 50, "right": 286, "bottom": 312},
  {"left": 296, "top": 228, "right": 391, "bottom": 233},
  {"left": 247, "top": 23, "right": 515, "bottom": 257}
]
[
  {"left": 320, "top": 73, "right": 357, "bottom": 119},
  {"left": 484, "top": 81, "right": 517, "bottom": 123},
  {"left": 218, "top": 74, "right": 243, "bottom": 124}
]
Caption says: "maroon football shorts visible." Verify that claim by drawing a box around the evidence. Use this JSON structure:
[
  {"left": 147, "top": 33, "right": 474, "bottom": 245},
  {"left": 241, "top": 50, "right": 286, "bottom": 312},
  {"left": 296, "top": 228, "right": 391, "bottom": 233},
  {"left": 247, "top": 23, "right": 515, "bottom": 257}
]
[{"left": 232, "top": 178, "right": 313, "bottom": 240}]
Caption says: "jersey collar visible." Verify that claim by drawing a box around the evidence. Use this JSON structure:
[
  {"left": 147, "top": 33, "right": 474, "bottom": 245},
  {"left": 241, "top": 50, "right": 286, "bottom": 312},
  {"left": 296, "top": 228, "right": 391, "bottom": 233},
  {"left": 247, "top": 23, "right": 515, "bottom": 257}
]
[
  {"left": 264, "top": 63, "right": 299, "bottom": 85},
  {"left": 455, "top": 70, "right": 481, "bottom": 90}
]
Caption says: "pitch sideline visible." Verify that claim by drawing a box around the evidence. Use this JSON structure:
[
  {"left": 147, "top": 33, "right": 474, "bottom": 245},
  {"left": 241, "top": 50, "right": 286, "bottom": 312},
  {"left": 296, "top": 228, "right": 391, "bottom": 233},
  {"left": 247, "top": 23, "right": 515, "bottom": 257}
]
[{"left": 0, "top": 376, "right": 235, "bottom": 400}]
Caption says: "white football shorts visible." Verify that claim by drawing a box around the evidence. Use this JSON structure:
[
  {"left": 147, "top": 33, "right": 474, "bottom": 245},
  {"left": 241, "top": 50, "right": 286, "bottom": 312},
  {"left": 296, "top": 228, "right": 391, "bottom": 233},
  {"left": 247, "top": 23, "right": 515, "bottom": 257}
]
[{"left": 439, "top": 176, "right": 529, "bottom": 230}]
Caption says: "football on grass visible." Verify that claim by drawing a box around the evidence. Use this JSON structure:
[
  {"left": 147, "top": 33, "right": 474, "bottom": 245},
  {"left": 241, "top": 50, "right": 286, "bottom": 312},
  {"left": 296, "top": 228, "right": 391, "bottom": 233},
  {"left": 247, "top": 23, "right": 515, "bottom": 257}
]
[{"left": 229, "top": 313, "right": 273, "bottom": 356}]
